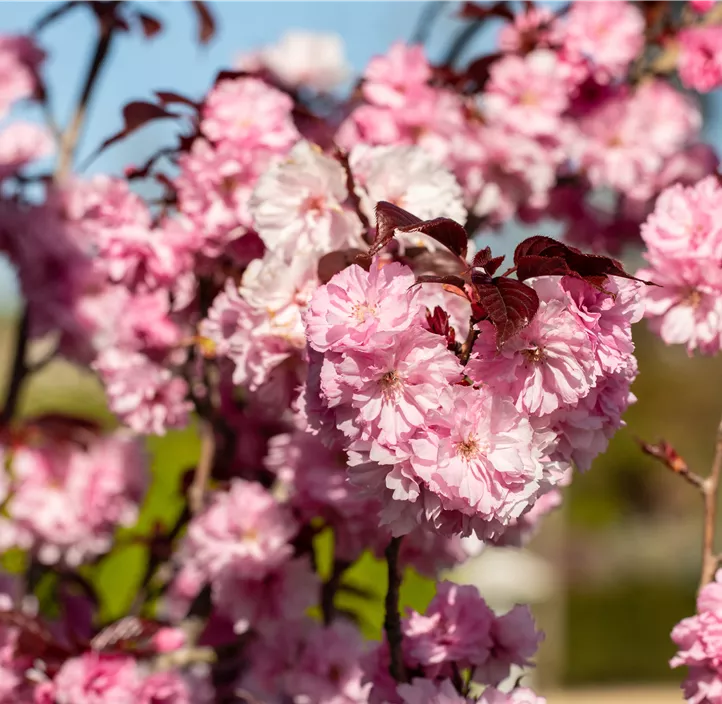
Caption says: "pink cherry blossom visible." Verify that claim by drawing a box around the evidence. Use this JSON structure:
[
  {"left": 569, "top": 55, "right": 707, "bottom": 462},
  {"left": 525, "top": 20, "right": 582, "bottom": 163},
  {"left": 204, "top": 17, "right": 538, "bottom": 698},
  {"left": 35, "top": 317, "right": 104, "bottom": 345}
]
[
  {"left": 200, "top": 76, "right": 298, "bottom": 150},
  {"left": 467, "top": 296, "right": 596, "bottom": 416},
  {"left": 638, "top": 254, "right": 722, "bottom": 355},
  {"left": 556, "top": 1, "right": 644, "bottom": 83},
  {"left": 484, "top": 50, "right": 570, "bottom": 137},
  {"left": 0, "top": 122, "right": 53, "bottom": 179},
  {"left": 397, "top": 679, "right": 470, "bottom": 704},
  {"left": 362, "top": 42, "right": 431, "bottom": 109},
  {"left": 136, "top": 670, "right": 213, "bottom": 704},
  {"left": 498, "top": 8, "right": 556, "bottom": 53},
  {"left": 0, "top": 35, "right": 44, "bottom": 118},
  {"left": 7, "top": 432, "right": 147, "bottom": 566},
  {"left": 94, "top": 350, "right": 192, "bottom": 435},
  {"left": 49, "top": 653, "right": 140, "bottom": 704},
  {"left": 250, "top": 140, "right": 362, "bottom": 262},
  {"left": 403, "top": 581, "right": 495, "bottom": 675},
  {"left": 305, "top": 258, "right": 423, "bottom": 353},
  {"left": 678, "top": 26, "right": 722, "bottom": 93},
  {"left": 321, "top": 326, "right": 462, "bottom": 446}
]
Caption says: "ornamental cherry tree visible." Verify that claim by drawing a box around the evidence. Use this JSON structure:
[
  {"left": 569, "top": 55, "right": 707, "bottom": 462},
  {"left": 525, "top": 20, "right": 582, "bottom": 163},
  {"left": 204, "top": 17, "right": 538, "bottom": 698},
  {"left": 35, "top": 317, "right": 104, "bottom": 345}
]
[{"left": 0, "top": 1, "right": 720, "bottom": 702}]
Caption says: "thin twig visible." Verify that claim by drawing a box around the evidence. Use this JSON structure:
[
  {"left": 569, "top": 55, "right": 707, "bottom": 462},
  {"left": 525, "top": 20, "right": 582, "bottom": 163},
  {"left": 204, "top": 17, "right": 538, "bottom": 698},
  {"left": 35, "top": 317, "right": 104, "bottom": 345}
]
[
  {"left": 321, "top": 559, "right": 350, "bottom": 626},
  {"left": 384, "top": 536, "right": 407, "bottom": 683},
  {"left": 189, "top": 420, "right": 215, "bottom": 514},
  {"left": 55, "top": 17, "right": 116, "bottom": 182},
  {"left": 700, "top": 416, "right": 722, "bottom": 589},
  {"left": 459, "top": 322, "right": 478, "bottom": 365},
  {"left": 1, "top": 309, "right": 30, "bottom": 427}
]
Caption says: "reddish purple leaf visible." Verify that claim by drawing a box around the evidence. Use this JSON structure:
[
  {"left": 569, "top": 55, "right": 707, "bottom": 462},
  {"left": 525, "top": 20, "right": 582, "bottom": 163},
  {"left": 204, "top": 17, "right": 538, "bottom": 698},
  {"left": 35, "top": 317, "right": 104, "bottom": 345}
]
[
  {"left": 317, "top": 248, "right": 369, "bottom": 284},
  {"left": 137, "top": 12, "right": 162, "bottom": 38},
  {"left": 472, "top": 247, "right": 505, "bottom": 276},
  {"left": 0, "top": 611, "right": 70, "bottom": 660},
  {"left": 155, "top": 90, "right": 199, "bottom": 109},
  {"left": 459, "top": 1, "right": 515, "bottom": 22},
  {"left": 426, "top": 306, "right": 457, "bottom": 350},
  {"left": 370, "top": 201, "right": 423, "bottom": 256},
  {"left": 473, "top": 277, "right": 539, "bottom": 346},
  {"left": 415, "top": 274, "right": 469, "bottom": 294},
  {"left": 513, "top": 235, "right": 655, "bottom": 286},
  {"left": 464, "top": 52, "right": 504, "bottom": 92},
  {"left": 191, "top": 0, "right": 216, "bottom": 44},
  {"left": 91, "top": 616, "right": 162, "bottom": 654},
  {"left": 94, "top": 101, "right": 177, "bottom": 156}
]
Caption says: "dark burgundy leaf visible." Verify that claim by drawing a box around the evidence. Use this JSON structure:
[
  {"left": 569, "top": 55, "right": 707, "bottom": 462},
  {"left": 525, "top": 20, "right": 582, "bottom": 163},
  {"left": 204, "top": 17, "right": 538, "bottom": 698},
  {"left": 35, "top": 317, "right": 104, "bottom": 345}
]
[
  {"left": 473, "top": 277, "right": 539, "bottom": 346},
  {"left": 409, "top": 248, "right": 468, "bottom": 278},
  {"left": 191, "top": 0, "right": 216, "bottom": 45},
  {"left": 398, "top": 218, "right": 468, "bottom": 260},
  {"left": 317, "top": 249, "right": 369, "bottom": 284},
  {"left": 93, "top": 101, "right": 177, "bottom": 156},
  {"left": 514, "top": 235, "right": 655, "bottom": 286},
  {"left": 472, "top": 247, "right": 505, "bottom": 276},
  {"left": 464, "top": 52, "right": 504, "bottom": 92},
  {"left": 0, "top": 611, "right": 69, "bottom": 660},
  {"left": 137, "top": 12, "right": 162, "bottom": 38},
  {"left": 155, "top": 90, "right": 199, "bottom": 109},
  {"left": 369, "top": 201, "right": 423, "bottom": 256},
  {"left": 426, "top": 306, "right": 457, "bottom": 350},
  {"left": 415, "top": 274, "right": 469, "bottom": 295}
]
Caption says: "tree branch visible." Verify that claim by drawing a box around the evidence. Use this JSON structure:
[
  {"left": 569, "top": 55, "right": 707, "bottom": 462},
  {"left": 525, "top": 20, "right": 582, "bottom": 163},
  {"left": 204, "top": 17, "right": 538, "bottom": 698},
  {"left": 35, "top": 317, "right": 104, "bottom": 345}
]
[
  {"left": 1, "top": 308, "right": 30, "bottom": 428},
  {"left": 189, "top": 419, "right": 215, "bottom": 514},
  {"left": 700, "top": 415, "right": 722, "bottom": 589},
  {"left": 384, "top": 536, "right": 407, "bottom": 683},
  {"left": 321, "top": 558, "right": 350, "bottom": 626},
  {"left": 55, "top": 16, "right": 116, "bottom": 182}
]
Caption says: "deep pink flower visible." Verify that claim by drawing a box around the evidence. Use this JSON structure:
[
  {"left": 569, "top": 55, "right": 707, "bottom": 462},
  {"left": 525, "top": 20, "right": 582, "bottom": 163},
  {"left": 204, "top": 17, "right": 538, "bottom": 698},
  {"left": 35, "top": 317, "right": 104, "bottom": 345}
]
[
  {"left": 50, "top": 653, "right": 140, "bottom": 704},
  {"left": 200, "top": 77, "right": 298, "bottom": 150},
  {"left": 690, "top": 0, "right": 715, "bottom": 11},
  {"left": 679, "top": 26, "right": 722, "bottom": 93},
  {"left": 0, "top": 35, "right": 44, "bottom": 117},
  {"left": 136, "top": 671, "right": 213, "bottom": 704},
  {"left": 478, "top": 688, "right": 547, "bottom": 704},
  {"left": 403, "top": 581, "right": 495, "bottom": 674},
  {"left": 498, "top": 8, "right": 556, "bottom": 53},
  {"left": 305, "top": 258, "right": 423, "bottom": 353},
  {"left": 467, "top": 296, "right": 596, "bottom": 416},
  {"left": 484, "top": 50, "right": 570, "bottom": 137},
  {"left": 8, "top": 433, "right": 147, "bottom": 566}
]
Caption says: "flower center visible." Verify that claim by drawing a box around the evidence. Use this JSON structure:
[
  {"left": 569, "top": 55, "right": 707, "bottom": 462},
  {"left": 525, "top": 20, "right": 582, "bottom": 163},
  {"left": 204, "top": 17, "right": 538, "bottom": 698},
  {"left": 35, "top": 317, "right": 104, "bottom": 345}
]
[
  {"left": 302, "top": 194, "right": 326, "bottom": 215},
  {"left": 379, "top": 370, "right": 402, "bottom": 399},
  {"left": 457, "top": 434, "right": 482, "bottom": 461},
  {"left": 683, "top": 289, "right": 703, "bottom": 309},
  {"left": 352, "top": 302, "right": 377, "bottom": 322},
  {"left": 522, "top": 346, "right": 546, "bottom": 363}
]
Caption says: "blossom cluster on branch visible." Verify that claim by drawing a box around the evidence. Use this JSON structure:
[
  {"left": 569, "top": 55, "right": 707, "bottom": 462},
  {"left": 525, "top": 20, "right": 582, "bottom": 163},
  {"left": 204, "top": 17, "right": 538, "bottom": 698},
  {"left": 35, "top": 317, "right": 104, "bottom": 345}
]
[{"left": 0, "top": 0, "right": 720, "bottom": 702}]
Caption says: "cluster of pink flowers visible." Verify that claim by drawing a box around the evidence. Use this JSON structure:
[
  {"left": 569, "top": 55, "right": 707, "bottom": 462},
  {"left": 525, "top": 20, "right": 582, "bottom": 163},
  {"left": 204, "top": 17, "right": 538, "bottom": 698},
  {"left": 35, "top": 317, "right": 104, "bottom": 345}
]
[
  {"left": 638, "top": 176, "right": 722, "bottom": 355},
  {"left": 672, "top": 570, "right": 722, "bottom": 703},
  {"left": 0, "top": 1, "right": 719, "bottom": 701}
]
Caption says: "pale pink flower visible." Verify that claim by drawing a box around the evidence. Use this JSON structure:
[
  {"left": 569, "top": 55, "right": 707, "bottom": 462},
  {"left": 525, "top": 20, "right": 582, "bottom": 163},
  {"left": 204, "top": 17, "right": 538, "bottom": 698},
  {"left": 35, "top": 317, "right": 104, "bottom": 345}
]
[
  {"left": 8, "top": 432, "right": 147, "bottom": 566},
  {"left": 349, "top": 144, "right": 466, "bottom": 250},
  {"left": 655, "top": 143, "right": 720, "bottom": 195},
  {"left": 557, "top": 1, "right": 644, "bottom": 83},
  {"left": 403, "top": 582, "right": 495, "bottom": 675},
  {"left": 641, "top": 177, "right": 722, "bottom": 259},
  {"left": 474, "top": 605, "right": 544, "bottom": 687},
  {"left": 256, "top": 30, "right": 350, "bottom": 92},
  {"left": 0, "top": 35, "right": 44, "bottom": 118},
  {"left": 287, "top": 621, "right": 370, "bottom": 704},
  {"left": 250, "top": 140, "right": 363, "bottom": 262},
  {"left": 362, "top": 42, "right": 431, "bottom": 108},
  {"left": 94, "top": 350, "right": 192, "bottom": 435},
  {"left": 321, "top": 327, "right": 462, "bottom": 446},
  {"left": 498, "top": 8, "right": 556, "bottom": 53},
  {"left": 478, "top": 688, "right": 547, "bottom": 704},
  {"left": 136, "top": 670, "right": 213, "bottom": 704},
  {"left": 484, "top": 50, "right": 570, "bottom": 137},
  {"left": 679, "top": 26, "right": 722, "bottom": 93},
  {"left": 0, "top": 122, "right": 53, "bottom": 179},
  {"left": 397, "top": 679, "right": 470, "bottom": 704},
  {"left": 638, "top": 254, "right": 722, "bottom": 355},
  {"left": 467, "top": 297, "right": 596, "bottom": 416},
  {"left": 50, "top": 653, "right": 140, "bottom": 704},
  {"left": 408, "top": 386, "right": 546, "bottom": 540},
  {"left": 181, "top": 479, "right": 297, "bottom": 583},
  {"left": 305, "top": 258, "right": 423, "bottom": 353},
  {"left": 200, "top": 77, "right": 298, "bottom": 150}
]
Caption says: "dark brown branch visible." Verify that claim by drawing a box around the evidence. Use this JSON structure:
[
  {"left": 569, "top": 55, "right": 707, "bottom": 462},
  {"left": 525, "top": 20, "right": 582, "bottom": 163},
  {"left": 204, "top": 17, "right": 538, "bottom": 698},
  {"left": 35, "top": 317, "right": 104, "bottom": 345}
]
[
  {"left": 384, "top": 536, "right": 407, "bottom": 683},
  {"left": 459, "top": 322, "right": 478, "bottom": 365},
  {"left": 321, "top": 559, "right": 351, "bottom": 626},
  {"left": 700, "top": 416, "right": 722, "bottom": 589},
  {"left": 1, "top": 308, "right": 30, "bottom": 427},
  {"left": 55, "top": 16, "right": 116, "bottom": 181}
]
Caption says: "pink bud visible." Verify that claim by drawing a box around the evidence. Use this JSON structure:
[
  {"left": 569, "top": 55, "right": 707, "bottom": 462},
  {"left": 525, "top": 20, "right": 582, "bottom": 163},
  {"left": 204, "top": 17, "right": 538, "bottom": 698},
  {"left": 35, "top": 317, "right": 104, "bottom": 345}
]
[
  {"left": 690, "top": 0, "right": 715, "bottom": 12},
  {"left": 152, "top": 627, "right": 186, "bottom": 653}
]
